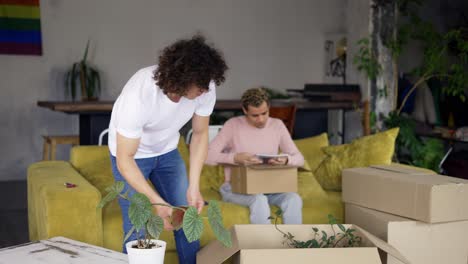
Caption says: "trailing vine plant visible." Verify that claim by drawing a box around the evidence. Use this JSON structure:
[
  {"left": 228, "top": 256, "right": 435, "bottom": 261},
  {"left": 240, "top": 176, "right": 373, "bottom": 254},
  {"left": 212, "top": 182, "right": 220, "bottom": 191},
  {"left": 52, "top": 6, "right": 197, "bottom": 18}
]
[{"left": 270, "top": 210, "right": 362, "bottom": 249}]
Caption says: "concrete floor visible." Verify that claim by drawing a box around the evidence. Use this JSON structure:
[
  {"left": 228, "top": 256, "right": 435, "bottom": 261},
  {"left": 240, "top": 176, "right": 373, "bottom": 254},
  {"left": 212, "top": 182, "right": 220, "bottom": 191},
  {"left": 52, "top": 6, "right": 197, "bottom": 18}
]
[{"left": 0, "top": 180, "right": 28, "bottom": 248}]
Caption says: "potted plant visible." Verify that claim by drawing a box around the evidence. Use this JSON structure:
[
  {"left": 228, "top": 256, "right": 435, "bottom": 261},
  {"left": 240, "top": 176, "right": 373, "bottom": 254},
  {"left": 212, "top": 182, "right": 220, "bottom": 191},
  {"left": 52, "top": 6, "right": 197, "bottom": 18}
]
[
  {"left": 98, "top": 181, "right": 231, "bottom": 264},
  {"left": 65, "top": 40, "right": 101, "bottom": 101}
]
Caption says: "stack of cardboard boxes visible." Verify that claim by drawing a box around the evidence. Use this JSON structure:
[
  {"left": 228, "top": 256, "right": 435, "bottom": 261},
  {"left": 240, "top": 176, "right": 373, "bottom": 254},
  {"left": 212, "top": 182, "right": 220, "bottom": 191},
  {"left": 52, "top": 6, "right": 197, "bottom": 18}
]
[{"left": 343, "top": 164, "right": 468, "bottom": 264}]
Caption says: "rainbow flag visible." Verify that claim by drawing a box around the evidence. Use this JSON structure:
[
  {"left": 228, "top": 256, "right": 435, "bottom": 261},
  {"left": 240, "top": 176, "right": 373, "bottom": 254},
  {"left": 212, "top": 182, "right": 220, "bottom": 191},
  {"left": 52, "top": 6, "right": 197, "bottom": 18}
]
[{"left": 0, "top": 0, "right": 42, "bottom": 55}]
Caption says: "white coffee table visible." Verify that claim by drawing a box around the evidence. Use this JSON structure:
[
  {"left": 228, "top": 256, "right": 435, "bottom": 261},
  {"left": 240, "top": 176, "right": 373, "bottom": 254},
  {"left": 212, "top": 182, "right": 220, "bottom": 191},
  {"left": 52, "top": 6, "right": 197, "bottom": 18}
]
[{"left": 0, "top": 237, "right": 127, "bottom": 263}]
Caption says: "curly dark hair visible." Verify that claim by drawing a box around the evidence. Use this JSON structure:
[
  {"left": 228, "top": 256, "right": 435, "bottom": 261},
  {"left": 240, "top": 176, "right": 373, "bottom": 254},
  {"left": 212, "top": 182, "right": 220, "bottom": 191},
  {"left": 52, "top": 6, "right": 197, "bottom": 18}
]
[
  {"left": 153, "top": 34, "right": 228, "bottom": 95},
  {"left": 241, "top": 87, "right": 270, "bottom": 109}
]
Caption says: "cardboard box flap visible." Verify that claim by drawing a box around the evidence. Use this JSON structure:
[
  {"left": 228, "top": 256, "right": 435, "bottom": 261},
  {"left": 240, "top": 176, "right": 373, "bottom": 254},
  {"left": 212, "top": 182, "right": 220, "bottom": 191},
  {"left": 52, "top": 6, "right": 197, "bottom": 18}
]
[
  {"left": 197, "top": 226, "right": 241, "bottom": 264},
  {"left": 371, "top": 164, "right": 436, "bottom": 175},
  {"left": 354, "top": 225, "right": 411, "bottom": 264}
]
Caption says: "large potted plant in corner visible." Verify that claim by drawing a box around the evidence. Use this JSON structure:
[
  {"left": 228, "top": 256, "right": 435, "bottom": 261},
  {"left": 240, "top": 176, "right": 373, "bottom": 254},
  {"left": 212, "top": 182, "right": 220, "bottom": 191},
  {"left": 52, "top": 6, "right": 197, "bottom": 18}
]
[
  {"left": 65, "top": 40, "right": 101, "bottom": 101},
  {"left": 98, "top": 181, "right": 231, "bottom": 264}
]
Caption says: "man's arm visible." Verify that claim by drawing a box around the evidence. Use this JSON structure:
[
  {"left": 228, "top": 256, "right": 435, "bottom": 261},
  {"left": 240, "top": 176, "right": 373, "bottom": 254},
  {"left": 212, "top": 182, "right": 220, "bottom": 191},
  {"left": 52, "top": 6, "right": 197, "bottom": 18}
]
[
  {"left": 188, "top": 114, "right": 209, "bottom": 213},
  {"left": 205, "top": 121, "right": 236, "bottom": 165},
  {"left": 115, "top": 132, "right": 173, "bottom": 230},
  {"left": 277, "top": 122, "right": 305, "bottom": 167},
  {"left": 206, "top": 120, "right": 262, "bottom": 166}
]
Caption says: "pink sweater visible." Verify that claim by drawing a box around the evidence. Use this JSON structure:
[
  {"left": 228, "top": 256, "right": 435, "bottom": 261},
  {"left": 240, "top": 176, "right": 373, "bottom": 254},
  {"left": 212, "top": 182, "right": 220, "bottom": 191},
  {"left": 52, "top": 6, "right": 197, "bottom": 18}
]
[{"left": 205, "top": 116, "right": 305, "bottom": 182}]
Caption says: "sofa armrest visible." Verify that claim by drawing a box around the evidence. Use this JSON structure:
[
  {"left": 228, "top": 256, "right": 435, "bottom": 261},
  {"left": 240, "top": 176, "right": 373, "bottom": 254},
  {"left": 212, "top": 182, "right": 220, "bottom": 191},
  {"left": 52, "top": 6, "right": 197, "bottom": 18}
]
[{"left": 28, "top": 161, "right": 103, "bottom": 246}]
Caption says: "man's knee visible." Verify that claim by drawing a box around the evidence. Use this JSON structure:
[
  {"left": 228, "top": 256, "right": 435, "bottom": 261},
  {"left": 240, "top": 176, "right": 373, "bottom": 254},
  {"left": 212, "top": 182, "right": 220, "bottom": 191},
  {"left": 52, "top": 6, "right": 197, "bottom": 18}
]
[
  {"left": 282, "top": 192, "right": 303, "bottom": 208},
  {"left": 251, "top": 194, "right": 269, "bottom": 206},
  {"left": 249, "top": 194, "right": 270, "bottom": 224}
]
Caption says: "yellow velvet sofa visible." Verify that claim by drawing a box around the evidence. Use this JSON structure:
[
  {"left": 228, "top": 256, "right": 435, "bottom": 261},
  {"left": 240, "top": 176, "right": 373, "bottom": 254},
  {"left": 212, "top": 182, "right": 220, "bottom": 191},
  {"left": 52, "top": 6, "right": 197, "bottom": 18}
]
[{"left": 27, "top": 134, "right": 344, "bottom": 263}]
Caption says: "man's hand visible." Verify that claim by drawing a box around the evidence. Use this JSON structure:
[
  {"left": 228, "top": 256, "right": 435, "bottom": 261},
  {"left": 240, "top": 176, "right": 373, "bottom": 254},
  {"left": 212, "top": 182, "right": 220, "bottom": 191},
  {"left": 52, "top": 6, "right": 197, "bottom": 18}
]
[
  {"left": 187, "top": 186, "right": 205, "bottom": 214},
  {"left": 234, "top": 152, "right": 262, "bottom": 165},
  {"left": 267, "top": 156, "right": 288, "bottom": 165},
  {"left": 154, "top": 204, "right": 174, "bottom": 231}
]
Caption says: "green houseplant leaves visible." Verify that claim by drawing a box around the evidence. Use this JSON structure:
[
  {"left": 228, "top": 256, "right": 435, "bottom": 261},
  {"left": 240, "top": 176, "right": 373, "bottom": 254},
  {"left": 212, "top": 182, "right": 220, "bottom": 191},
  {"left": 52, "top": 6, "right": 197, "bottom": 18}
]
[{"left": 98, "top": 181, "right": 232, "bottom": 249}]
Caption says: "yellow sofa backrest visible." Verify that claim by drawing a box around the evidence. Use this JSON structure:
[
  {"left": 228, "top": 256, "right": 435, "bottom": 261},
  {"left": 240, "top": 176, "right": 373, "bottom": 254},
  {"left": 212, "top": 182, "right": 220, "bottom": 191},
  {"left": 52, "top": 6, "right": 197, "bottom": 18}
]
[{"left": 70, "top": 146, "right": 113, "bottom": 195}]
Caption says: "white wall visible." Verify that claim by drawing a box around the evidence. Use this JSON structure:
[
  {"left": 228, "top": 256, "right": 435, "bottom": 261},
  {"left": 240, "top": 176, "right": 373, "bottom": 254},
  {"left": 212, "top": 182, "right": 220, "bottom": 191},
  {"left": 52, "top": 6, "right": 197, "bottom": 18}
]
[
  {"left": 327, "top": 0, "right": 370, "bottom": 144},
  {"left": 346, "top": 0, "right": 370, "bottom": 100},
  {"left": 0, "top": 0, "right": 346, "bottom": 181}
]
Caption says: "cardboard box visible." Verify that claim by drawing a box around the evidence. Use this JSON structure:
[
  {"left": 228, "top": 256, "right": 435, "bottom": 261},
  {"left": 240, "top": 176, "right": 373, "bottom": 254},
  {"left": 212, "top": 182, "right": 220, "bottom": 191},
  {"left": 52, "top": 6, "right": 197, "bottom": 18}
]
[
  {"left": 230, "top": 165, "right": 297, "bottom": 194},
  {"left": 342, "top": 164, "right": 468, "bottom": 223},
  {"left": 345, "top": 203, "right": 468, "bottom": 264},
  {"left": 197, "top": 224, "right": 410, "bottom": 264}
]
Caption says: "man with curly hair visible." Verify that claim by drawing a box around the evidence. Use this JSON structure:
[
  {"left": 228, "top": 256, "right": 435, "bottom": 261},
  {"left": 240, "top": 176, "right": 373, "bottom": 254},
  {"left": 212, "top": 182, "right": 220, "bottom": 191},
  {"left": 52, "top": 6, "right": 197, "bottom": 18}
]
[
  {"left": 206, "top": 88, "right": 304, "bottom": 224},
  {"left": 107, "top": 35, "right": 227, "bottom": 263}
]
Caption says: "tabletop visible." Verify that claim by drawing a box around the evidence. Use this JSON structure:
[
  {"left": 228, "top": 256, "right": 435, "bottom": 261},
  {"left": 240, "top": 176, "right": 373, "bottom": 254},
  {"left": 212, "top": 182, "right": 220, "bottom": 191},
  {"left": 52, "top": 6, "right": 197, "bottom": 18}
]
[
  {"left": 0, "top": 237, "right": 127, "bottom": 264},
  {"left": 37, "top": 99, "right": 359, "bottom": 114}
]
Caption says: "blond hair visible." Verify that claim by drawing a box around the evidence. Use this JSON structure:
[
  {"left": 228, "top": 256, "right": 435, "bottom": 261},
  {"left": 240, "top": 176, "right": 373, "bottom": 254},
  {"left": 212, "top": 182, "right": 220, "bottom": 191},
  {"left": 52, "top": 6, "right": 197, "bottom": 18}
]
[{"left": 241, "top": 88, "right": 270, "bottom": 109}]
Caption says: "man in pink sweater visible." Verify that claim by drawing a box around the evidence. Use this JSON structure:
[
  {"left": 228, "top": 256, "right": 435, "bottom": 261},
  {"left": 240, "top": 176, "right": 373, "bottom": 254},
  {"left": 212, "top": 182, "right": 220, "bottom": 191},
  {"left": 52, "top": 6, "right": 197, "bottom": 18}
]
[{"left": 206, "top": 88, "right": 304, "bottom": 224}]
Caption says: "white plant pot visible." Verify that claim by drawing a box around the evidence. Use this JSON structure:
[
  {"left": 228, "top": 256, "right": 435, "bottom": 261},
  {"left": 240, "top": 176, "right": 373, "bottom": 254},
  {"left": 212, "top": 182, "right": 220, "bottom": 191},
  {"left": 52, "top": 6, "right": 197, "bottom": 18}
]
[{"left": 125, "top": 240, "right": 166, "bottom": 264}]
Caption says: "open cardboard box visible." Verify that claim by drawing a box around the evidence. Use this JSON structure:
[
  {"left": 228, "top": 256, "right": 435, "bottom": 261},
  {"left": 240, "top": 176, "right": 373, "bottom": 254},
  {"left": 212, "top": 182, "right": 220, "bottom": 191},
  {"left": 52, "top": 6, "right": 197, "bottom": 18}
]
[
  {"left": 346, "top": 203, "right": 468, "bottom": 264},
  {"left": 342, "top": 164, "right": 468, "bottom": 223},
  {"left": 197, "top": 224, "right": 410, "bottom": 264},
  {"left": 230, "top": 165, "right": 297, "bottom": 194}
]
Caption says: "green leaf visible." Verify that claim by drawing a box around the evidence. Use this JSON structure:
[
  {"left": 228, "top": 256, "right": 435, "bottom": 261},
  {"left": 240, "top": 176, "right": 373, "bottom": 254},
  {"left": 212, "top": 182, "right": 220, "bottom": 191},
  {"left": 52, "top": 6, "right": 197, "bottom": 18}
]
[
  {"left": 338, "top": 224, "right": 346, "bottom": 233},
  {"left": 328, "top": 214, "right": 337, "bottom": 225},
  {"left": 207, "top": 200, "right": 232, "bottom": 247},
  {"left": 146, "top": 215, "right": 164, "bottom": 240},
  {"left": 275, "top": 208, "right": 283, "bottom": 217},
  {"left": 312, "top": 227, "right": 319, "bottom": 233},
  {"left": 321, "top": 231, "right": 328, "bottom": 241},
  {"left": 310, "top": 239, "right": 320, "bottom": 248},
  {"left": 80, "top": 63, "right": 89, "bottom": 97},
  {"left": 106, "top": 181, "right": 125, "bottom": 193},
  {"left": 70, "top": 63, "right": 78, "bottom": 100},
  {"left": 123, "top": 226, "right": 136, "bottom": 243},
  {"left": 128, "top": 193, "right": 152, "bottom": 230},
  {"left": 182, "top": 206, "right": 204, "bottom": 243},
  {"left": 83, "top": 40, "right": 90, "bottom": 62},
  {"left": 97, "top": 190, "right": 118, "bottom": 209},
  {"left": 98, "top": 182, "right": 125, "bottom": 209}
]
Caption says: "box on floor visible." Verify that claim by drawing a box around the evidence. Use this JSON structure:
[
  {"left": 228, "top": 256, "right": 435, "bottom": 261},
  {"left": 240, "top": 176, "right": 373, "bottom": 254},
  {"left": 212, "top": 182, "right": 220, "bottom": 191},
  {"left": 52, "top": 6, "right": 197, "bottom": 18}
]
[
  {"left": 345, "top": 203, "right": 468, "bottom": 264},
  {"left": 197, "top": 224, "right": 410, "bottom": 264},
  {"left": 342, "top": 164, "right": 468, "bottom": 223},
  {"left": 230, "top": 165, "right": 297, "bottom": 194}
]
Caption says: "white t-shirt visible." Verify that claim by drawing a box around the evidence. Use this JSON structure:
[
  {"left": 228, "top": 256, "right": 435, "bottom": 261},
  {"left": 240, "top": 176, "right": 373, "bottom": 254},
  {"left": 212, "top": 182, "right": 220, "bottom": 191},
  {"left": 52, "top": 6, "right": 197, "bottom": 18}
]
[{"left": 108, "top": 65, "right": 216, "bottom": 158}]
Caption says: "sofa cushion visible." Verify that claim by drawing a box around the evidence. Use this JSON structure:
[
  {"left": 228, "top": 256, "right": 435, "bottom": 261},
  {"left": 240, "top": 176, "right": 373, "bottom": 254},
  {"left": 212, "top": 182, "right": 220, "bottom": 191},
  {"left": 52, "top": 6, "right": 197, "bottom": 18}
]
[
  {"left": 200, "top": 165, "right": 225, "bottom": 192},
  {"left": 297, "top": 169, "right": 327, "bottom": 200},
  {"left": 315, "top": 128, "right": 399, "bottom": 191},
  {"left": 294, "top": 133, "right": 329, "bottom": 171},
  {"left": 302, "top": 194, "right": 344, "bottom": 224}
]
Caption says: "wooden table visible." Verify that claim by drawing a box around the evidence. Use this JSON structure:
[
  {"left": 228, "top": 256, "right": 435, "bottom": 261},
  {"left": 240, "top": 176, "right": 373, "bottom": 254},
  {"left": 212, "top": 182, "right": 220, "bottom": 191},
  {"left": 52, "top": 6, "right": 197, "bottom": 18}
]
[
  {"left": 38, "top": 101, "right": 114, "bottom": 145},
  {"left": 0, "top": 237, "right": 127, "bottom": 263},
  {"left": 38, "top": 99, "right": 359, "bottom": 144}
]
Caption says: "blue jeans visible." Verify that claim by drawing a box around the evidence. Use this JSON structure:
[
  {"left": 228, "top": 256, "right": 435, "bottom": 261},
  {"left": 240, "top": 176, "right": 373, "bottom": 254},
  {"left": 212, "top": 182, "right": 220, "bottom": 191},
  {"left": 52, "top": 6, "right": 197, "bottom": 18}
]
[{"left": 110, "top": 149, "right": 199, "bottom": 264}]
